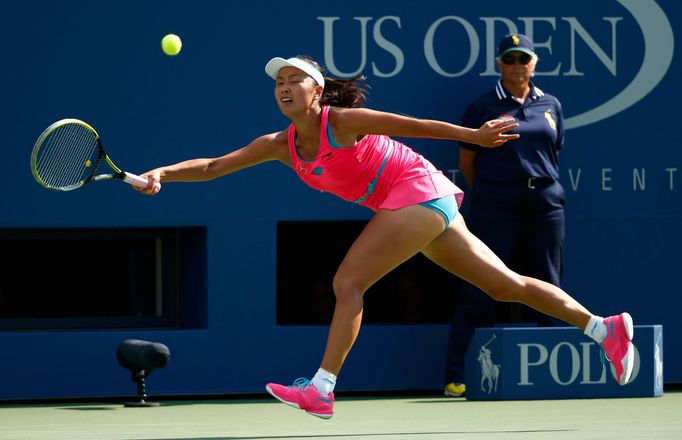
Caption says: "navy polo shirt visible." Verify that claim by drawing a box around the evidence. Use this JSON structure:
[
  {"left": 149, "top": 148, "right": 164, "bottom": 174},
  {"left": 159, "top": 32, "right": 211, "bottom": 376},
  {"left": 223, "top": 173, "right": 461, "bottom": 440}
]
[{"left": 460, "top": 80, "right": 564, "bottom": 182}]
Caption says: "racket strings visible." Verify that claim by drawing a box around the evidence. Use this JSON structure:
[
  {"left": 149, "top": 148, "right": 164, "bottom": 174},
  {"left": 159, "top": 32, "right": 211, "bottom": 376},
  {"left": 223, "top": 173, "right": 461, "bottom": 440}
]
[
  {"left": 35, "top": 123, "right": 101, "bottom": 189},
  {"left": 39, "top": 127, "right": 81, "bottom": 187},
  {"left": 48, "top": 126, "right": 96, "bottom": 186}
]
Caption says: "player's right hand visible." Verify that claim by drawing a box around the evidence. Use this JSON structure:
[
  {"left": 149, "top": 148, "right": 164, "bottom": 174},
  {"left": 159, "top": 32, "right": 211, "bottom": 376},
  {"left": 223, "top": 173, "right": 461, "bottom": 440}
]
[{"left": 136, "top": 170, "right": 162, "bottom": 195}]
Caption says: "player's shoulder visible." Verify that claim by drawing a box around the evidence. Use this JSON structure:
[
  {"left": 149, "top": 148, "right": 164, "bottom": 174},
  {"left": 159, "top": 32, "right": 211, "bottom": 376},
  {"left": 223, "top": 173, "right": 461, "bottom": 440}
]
[
  {"left": 248, "top": 129, "right": 290, "bottom": 162},
  {"left": 253, "top": 129, "right": 289, "bottom": 147},
  {"left": 327, "top": 106, "right": 378, "bottom": 133},
  {"left": 328, "top": 105, "right": 368, "bottom": 123}
]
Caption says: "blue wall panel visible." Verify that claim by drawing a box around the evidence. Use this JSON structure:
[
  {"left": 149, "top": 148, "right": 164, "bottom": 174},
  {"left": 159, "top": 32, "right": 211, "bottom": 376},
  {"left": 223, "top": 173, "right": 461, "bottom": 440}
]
[{"left": 1, "top": 0, "right": 680, "bottom": 399}]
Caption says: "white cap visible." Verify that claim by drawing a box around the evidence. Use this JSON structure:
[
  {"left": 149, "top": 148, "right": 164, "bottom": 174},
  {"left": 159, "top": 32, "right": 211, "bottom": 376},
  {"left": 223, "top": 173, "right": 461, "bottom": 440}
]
[{"left": 264, "top": 57, "right": 325, "bottom": 88}]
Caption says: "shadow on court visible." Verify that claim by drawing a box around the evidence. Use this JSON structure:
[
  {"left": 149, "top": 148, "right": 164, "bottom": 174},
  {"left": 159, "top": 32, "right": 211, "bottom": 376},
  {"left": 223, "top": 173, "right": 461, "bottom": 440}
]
[{"left": 123, "top": 431, "right": 578, "bottom": 440}]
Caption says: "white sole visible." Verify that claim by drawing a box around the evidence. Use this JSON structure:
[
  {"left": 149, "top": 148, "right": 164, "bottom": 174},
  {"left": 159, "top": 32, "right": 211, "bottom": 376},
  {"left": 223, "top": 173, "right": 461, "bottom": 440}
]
[
  {"left": 619, "top": 313, "right": 635, "bottom": 385},
  {"left": 306, "top": 411, "right": 333, "bottom": 420},
  {"left": 620, "top": 343, "right": 635, "bottom": 385},
  {"left": 622, "top": 312, "right": 634, "bottom": 340}
]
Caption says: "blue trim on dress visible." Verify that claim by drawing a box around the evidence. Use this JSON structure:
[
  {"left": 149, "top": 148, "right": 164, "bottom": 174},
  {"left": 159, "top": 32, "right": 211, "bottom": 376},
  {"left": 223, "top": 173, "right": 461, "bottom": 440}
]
[
  {"left": 326, "top": 123, "right": 344, "bottom": 149},
  {"left": 354, "top": 145, "right": 394, "bottom": 204}
]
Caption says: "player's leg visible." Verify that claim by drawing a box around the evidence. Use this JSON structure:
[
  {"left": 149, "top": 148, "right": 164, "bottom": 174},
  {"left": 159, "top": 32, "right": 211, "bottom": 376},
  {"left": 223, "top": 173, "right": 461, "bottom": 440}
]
[
  {"left": 421, "top": 215, "right": 634, "bottom": 385},
  {"left": 423, "top": 215, "right": 590, "bottom": 326},
  {"left": 267, "top": 204, "right": 447, "bottom": 418},
  {"left": 322, "top": 204, "right": 447, "bottom": 374}
]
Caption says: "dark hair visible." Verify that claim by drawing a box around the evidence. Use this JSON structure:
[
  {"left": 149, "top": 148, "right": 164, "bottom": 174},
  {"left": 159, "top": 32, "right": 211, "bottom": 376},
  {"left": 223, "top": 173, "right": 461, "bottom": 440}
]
[{"left": 296, "top": 55, "right": 369, "bottom": 108}]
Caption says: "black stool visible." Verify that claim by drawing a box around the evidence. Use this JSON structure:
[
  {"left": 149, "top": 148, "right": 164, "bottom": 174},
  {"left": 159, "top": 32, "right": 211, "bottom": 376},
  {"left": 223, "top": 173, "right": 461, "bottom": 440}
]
[{"left": 116, "top": 339, "right": 170, "bottom": 407}]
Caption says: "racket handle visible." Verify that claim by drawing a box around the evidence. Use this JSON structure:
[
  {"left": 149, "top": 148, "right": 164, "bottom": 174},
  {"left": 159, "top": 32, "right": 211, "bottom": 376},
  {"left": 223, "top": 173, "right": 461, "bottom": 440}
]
[{"left": 123, "top": 172, "right": 151, "bottom": 188}]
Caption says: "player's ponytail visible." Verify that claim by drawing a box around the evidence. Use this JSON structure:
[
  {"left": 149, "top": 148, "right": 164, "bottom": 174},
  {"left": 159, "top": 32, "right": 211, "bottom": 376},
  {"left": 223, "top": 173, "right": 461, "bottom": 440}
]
[
  {"left": 295, "top": 55, "right": 369, "bottom": 108},
  {"left": 321, "top": 76, "right": 369, "bottom": 108}
]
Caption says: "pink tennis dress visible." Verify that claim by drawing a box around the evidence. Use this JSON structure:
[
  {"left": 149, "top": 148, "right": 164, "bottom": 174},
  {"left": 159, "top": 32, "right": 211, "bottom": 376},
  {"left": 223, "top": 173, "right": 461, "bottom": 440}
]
[{"left": 287, "top": 105, "right": 463, "bottom": 211}]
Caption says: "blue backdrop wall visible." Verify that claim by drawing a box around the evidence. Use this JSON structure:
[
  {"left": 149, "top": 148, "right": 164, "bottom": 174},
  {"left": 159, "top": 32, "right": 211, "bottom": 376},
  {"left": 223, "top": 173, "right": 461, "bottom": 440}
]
[{"left": 1, "top": 0, "right": 680, "bottom": 399}]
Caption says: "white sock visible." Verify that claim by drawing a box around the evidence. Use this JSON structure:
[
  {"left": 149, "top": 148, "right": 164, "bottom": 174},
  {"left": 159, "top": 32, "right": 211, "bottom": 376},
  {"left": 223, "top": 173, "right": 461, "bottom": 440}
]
[
  {"left": 311, "top": 368, "right": 337, "bottom": 396},
  {"left": 584, "top": 315, "right": 607, "bottom": 343}
]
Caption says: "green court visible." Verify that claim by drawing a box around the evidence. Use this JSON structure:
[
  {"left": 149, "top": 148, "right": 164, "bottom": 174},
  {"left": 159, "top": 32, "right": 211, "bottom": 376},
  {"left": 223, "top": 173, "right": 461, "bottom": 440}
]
[{"left": 1, "top": 392, "right": 680, "bottom": 440}]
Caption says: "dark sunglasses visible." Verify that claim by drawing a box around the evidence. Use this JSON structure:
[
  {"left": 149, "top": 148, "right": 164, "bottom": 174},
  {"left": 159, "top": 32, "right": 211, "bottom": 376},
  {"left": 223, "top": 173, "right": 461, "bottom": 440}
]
[{"left": 501, "top": 53, "right": 532, "bottom": 65}]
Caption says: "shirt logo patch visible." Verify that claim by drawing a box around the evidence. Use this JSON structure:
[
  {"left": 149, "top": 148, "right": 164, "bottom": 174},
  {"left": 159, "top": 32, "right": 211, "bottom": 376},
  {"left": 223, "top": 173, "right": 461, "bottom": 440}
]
[
  {"left": 312, "top": 167, "right": 323, "bottom": 175},
  {"left": 296, "top": 163, "right": 309, "bottom": 174},
  {"left": 544, "top": 109, "right": 557, "bottom": 130}
]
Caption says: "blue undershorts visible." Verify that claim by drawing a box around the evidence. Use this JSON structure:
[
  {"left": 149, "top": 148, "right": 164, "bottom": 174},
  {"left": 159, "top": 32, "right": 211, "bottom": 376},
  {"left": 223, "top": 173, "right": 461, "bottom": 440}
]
[{"left": 419, "top": 194, "right": 458, "bottom": 227}]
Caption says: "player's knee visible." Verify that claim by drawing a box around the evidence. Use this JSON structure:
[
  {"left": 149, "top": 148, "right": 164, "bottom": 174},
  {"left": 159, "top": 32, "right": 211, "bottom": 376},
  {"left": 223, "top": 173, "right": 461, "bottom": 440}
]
[{"left": 332, "top": 271, "right": 365, "bottom": 301}]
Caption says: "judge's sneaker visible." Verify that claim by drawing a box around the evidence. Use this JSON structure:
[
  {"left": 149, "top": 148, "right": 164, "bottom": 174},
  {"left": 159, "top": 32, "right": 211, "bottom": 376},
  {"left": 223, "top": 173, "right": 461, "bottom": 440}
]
[
  {"left": 266, "top": 378, "right": 334, "bottom": 419},
  {"left": 444, "top": 382, "right": 466, "bottom": 397},
  {"left": 601, "top": 313, "right": 635, "bottom": 385}
]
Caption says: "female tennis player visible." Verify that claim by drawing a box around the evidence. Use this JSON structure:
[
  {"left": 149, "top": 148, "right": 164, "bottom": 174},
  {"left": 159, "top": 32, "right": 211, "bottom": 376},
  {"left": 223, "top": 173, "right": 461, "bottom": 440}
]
[{"left": 137, "top": 55, "right": 634, "bottom": 419}]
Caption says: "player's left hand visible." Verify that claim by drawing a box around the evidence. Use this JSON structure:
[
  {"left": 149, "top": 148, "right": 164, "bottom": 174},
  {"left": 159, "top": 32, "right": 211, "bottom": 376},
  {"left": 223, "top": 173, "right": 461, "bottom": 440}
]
[{"left": 475, "top": 119, "right": 520, "bottom": 147}]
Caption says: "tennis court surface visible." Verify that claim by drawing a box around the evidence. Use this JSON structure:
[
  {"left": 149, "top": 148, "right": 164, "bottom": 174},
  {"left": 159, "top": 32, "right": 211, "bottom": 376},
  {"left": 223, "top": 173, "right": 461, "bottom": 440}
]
[{"left": 1, "top": 392, "right": 680, "bottom": 440}]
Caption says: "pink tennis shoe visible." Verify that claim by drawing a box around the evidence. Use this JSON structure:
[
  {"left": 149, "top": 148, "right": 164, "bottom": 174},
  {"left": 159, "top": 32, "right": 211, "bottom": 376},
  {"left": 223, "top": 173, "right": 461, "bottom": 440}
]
[
  {"left": 601, "top": 312, "right": 635, "bottom": 385},
  {"left": 266, "top": 378, "right": 334, "bottom": 419}
]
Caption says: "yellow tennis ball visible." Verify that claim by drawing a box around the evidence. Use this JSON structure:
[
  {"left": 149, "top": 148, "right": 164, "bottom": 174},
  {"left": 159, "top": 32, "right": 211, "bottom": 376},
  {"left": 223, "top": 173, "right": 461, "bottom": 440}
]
[{"left": 161, "top": 34, "right": 182, "bottom": 56}]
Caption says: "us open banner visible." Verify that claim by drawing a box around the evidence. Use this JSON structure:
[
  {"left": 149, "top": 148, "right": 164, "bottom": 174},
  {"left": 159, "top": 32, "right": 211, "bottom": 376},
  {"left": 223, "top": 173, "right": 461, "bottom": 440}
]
[{"left": 0, "top": 0, "right": 680, "bottom": 399}]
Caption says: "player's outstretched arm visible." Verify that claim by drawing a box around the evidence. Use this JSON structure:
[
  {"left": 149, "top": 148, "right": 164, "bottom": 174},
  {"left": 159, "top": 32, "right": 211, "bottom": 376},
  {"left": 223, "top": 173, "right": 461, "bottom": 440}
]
[
  {"left": 137, "top": 131, "right": 289, "bottom": 195},
  {"left": 331, "top": 107, "right": 519, "bottom": 148}
]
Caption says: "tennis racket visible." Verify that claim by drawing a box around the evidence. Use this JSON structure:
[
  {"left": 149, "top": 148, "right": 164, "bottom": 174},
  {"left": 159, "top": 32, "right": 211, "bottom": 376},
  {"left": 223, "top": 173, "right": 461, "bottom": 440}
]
[{"left": 31, "top": 118, "right": 151, "bottom": 192}]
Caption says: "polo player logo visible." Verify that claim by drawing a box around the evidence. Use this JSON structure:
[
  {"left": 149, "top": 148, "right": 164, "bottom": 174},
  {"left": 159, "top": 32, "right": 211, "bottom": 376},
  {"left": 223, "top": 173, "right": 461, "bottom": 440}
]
[
  {"left": 512, "top": 34, "right": 520, "bottom": 46},
  {"left": 478, "top": 334, "right": 501, "bottom": 394}
]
